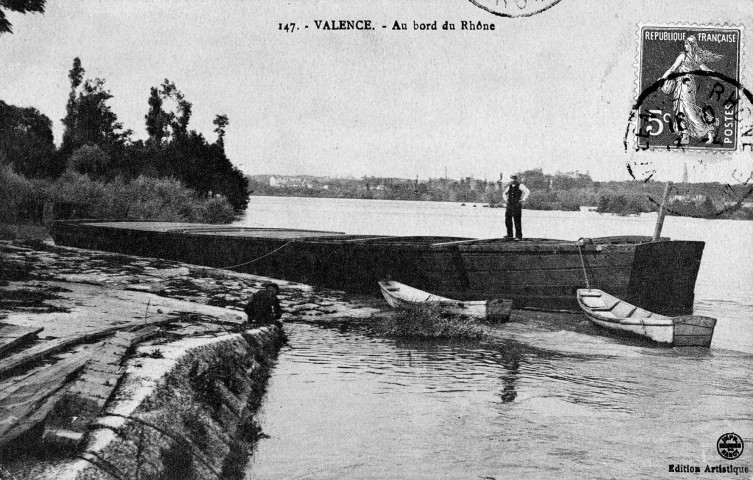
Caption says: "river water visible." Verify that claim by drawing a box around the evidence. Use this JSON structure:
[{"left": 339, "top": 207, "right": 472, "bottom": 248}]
[{"left": 237, "top": 196, "right": 753, "bottom": 479}]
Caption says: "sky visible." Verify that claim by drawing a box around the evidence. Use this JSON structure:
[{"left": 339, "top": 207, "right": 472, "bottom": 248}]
[{"left": 2, "top": 0, "right": 753, "bottom": 183}]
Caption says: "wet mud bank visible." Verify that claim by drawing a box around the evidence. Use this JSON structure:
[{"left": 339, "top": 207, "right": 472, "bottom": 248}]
[
  {"left": 0, "top": 238, "right": 383, "bottom": 479},
  {"left": 67, "top": 327, "right": 285, "bottom": 480}
]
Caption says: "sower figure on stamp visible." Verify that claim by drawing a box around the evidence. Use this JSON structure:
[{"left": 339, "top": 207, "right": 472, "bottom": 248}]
[
  {"left": 503, "top": 174, "right": 530, "bottom": 241},
  {"left": 244, "top": 282, "right": 283, "bottom": 327},
  {"left": 659, "top": 35, "right": 722, "bottom": 145}
]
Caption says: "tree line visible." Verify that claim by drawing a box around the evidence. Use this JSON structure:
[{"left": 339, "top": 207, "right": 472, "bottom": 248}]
[
  {"left": 1, "top": 58, "right": 249, "bottom": 222},
  {"left": 249, "top": 169, "right": 753, "bottom": 220}
]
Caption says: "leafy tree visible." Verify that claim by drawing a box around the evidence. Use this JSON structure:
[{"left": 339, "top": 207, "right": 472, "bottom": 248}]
[
  {"left": 66, "top": 144, "right": 111, "bottom": 178},
  {"left": 61, "top": 57, "right": 84, "bottom": 152},
  {"left": 141, "top": 82, "right": 248, "bottom": 211},
  {"left": 61, "top": 58, "right": 131, "bottom": 154},
  {"left": 145, "top": 87, "right": 170, "bottom": 145},
  {"left": 0, "top": 0, "right": 45, "bottom": 34},
  {"left": 551, "top": 171, "right": 593, "bottom": 190},
  {"left": 701, "top": 195, "right": 715, "bottom": 216},
  {"left": 0, "top": 100, "right": 57, "bottom": 177},
  {"left": 150, "top": 79, "right": 192, "bottom": 141},
  {"left": 213, "top": 114, "right": 229, "bottom": 149},
  {"left": 518, "top": 168, "right": 550, "bottom": 192}
]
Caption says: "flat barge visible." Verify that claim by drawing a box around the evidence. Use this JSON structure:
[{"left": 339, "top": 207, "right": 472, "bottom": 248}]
[{"left": 49, "top": 221, "right": 705, "bottom": 315}]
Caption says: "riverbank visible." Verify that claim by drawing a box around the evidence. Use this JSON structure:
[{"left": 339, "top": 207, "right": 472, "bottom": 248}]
[
  {"left": 6, "top": 234, "right": 740, "bottom": 480},
  {"left": 0, "top": 237, "right": 386, "bottom": 479},
  {"left": 0, "top": 234, "right": 601, "bottom": 479}
]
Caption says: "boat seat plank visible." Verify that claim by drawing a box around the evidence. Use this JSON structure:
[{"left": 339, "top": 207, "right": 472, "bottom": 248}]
[
  {"left": 611, "top": 303, "right": 637, "bottom": 318},
  {"left": 580, "top": 298, "right": 607, "bottom": 310},
  {"left": 601, "top": 298, "right": 620, "bottom": 310}
]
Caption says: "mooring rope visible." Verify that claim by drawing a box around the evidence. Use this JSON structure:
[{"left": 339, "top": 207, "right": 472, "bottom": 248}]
[
  {"left": 576, "top": 239, "right": 591, "bottom": 290},
  {"left": 220, "top": 241, "right": 295, "bottom": 270}
]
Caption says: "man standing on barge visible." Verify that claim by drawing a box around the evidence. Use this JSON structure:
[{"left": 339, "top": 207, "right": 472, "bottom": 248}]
[{"left": 503, "top": 174, "right": 530, "bottom": 240}]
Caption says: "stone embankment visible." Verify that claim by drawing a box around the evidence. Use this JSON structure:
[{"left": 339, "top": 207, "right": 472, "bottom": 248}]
[{"left": 0, "top": 239, "right": 383, "bottom": 479}]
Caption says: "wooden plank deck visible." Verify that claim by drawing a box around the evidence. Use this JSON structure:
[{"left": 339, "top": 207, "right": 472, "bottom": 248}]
[
  {"left": 0, "top": 323, "right": 43, "bottom": 358},
  {"left": 0, "top": 352, "right": 92, "bottom": 449},
  {"left": 42, "top": 325, "right": 160, "bottom": 449},
  {"left": 0, "top": 316, "right": 177, "bottom": 378}
]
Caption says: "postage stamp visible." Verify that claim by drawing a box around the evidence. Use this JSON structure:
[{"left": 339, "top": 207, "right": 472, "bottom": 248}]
[
  {"left": 635, "top": 24, "right": 743, "bottom": 151},
  {"left": 467, "top": 0, "right": 562, "bottom": 18}
]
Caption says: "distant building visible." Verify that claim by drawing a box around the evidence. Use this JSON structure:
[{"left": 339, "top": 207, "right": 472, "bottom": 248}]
[
  {"left": 674, "top": 194, "right": 704, "bottom": 203},
  {"left": 268, "top": 176, "right": 313, "bottom": 188}
]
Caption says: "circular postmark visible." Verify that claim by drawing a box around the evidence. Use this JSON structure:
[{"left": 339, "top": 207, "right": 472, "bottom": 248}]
[
  {"left": 717, "top": 432, "right": 744, "bottom": 460},
  {"left": 624, "top": 70, "right": 753, "bottom": 219},
  {"left": 622, "top": 25, "right": 753, "bottom": 220},
  {"left": 467, "top": 0, "right": 562, "bottom": 18},
  {"left": 624, "top": 70, "right": 753, "bottom": 154}
]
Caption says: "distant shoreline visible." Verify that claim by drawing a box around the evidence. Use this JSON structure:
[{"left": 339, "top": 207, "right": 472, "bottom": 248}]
[{"left": 248, "top": 190, "right": 753, "bottom": 221}]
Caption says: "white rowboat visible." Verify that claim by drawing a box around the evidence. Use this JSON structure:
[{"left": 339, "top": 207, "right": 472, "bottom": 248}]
[
  {"left": 378, "top": 280, "right": 512, "bottom": 323},
  {"left": 576, "top": 288, "right": 716, "bottom": 347}
]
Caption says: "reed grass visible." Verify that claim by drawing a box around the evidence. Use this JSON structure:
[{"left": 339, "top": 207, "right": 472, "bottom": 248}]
[
  {"left": 374, "top": 305, "right": 485, "bottom": 340},
  {"left": 0, "top": 165, "right": 237, "bottom": 231}
]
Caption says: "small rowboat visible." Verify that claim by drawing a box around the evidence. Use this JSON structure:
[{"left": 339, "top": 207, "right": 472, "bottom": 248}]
[
  {"left": 576, "top": 289, "right": 716, "bottom": 347},
  {"left": 378, "top": 280, "right": 512, "bottom": 323}
]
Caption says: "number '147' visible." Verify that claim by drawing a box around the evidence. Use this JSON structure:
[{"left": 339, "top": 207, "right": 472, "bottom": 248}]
[{"left": 279, "top": 23, "right": 296, "bottom": 32}]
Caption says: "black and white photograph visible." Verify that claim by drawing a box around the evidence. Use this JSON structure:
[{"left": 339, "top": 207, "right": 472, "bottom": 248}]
[{"left": 0, "top": 1, "right": 751, "bottom": 478}]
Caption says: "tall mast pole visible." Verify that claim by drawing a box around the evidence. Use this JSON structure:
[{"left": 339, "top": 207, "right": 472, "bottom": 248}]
[{"left": 652, "top": 181, "right": 672, "bottom": 242}]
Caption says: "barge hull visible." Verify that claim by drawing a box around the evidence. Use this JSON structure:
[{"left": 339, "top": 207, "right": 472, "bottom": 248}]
[{"left": 49, "top": 221, "right": 704, "bottom": 315}]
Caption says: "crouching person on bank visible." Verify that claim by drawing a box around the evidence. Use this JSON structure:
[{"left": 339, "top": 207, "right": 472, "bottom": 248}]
[{"left": 244, "top": 282, "right": 283, "bottom": 328}]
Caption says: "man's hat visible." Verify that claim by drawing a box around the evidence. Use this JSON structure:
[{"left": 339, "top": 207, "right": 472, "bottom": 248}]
[{"left": 510, "top": 174, "right": 519, "bottom": 179}]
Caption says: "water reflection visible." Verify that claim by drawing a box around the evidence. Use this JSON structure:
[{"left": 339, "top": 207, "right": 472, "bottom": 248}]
[
  {"left": 282, "top": 317, "right": 678, "bottom": 414},
  {"left": 284, "top": 319, "right": 529, "bottom": 403},
  {"left": 498, "top": 358, "right": 518, "bottom": 403},
  {"left": 247, "top": 319, "right": 749, "bottom": 480}
]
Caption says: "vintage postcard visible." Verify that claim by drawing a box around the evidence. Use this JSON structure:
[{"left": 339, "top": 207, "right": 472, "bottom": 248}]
[{"left": 0, "top": 1, "right": 751, "bottom": 479}]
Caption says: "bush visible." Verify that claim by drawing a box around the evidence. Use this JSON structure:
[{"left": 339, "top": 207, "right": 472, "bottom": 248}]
[
  {"left": 524, "top": 190, "right": 559, "bottom": 210},
  {"left": 2, "top": 157, "right": 236, "bottom": 227},
  {"left": 46, "top": 173, "right": 236, "bottom": 223},
  {"left": 373, "top": 305, "right": 485, "bottom": 340},
  {"left": 596, "top": 193, "right": 652, "bottom": 215},
  {"left": 557, "top": 189, "right": 599, "bottom": 210},
  {"left": 66, "top": 144, "right": 111, "bottom": 177},
  {"left": 0, "top": 164, "right": 45, "bottom": 223},
  {"left": 195, "top": 196, "right": 236, "bottom": 224}
]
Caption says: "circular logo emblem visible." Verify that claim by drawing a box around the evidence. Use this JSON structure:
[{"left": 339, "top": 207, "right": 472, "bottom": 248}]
[{"left": 717, "top": 433, "right": 744, "bottom": 460}]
